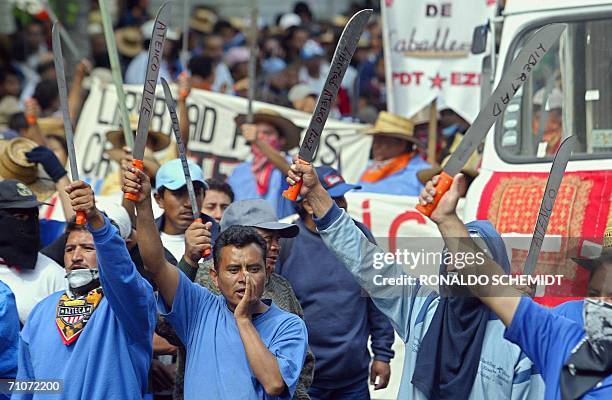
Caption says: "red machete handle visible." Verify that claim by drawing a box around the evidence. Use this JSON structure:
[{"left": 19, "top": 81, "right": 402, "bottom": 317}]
[
  {"left": 194, "top": 217, "right": 211, "bottom": 257},
  {"left": 282, "top": 159, "right": 309, "bottom": 201},
  {"left": 415, "top": 171, "right": 454, "bottom": 217},
  {"left": 75, "top": 211, "right": 86, "bottom": 225},
  {"left": 124, "top": 159, "right": 144, "bottom": 202}
]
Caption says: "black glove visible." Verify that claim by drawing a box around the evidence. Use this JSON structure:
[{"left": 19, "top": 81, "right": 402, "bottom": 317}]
[{"left": 26, "top": 146, "right": 67, "bottom": 183}]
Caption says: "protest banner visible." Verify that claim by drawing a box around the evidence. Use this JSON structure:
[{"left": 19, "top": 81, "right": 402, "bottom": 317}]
[{"left": 381, "top": 0, "right": 495, "bottom": 121}]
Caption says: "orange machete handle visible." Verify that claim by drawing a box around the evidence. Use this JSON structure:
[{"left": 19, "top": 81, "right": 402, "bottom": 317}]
[
  {"left": 282, "top": 159, "right": 309, "bottom": 201},
  {"left": 416, "top": 171, "right": 454, "bottom": 217},
  {"left": 195, "top": 217, "right": 211, "bottom": 258},
  {"left": 124, "top": 159, "right": 144, "bottom": 202},
  {"left": 75, "top": 211, "right": 87, "bottom": 225}
]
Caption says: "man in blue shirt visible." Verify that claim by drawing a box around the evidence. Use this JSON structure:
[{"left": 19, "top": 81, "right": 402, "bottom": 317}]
[
  {"left": 14, "top": 180, "right": 156, "bottom": 399},
  {"left": 285, "top": 159, "right": 543, "bottom": 399},
  {"left": 278, "top": 166, "right": 395, "bottom": 400},
  {"left": 123, "top": 164, "right": 308, "bottom": 399},
  {"left": 418, "top": 172, "right": 612, "bottom": 400}
]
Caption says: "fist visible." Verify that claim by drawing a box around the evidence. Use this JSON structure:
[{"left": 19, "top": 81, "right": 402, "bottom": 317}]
[
  {"left": 178, "top": 72, "right": 191, "bottom": 98},
  {"left": 24, "top": 98, "right": 41, "bottom": 122},
  {"left": 240, "top": 123, "right": 257, "bottom": 143},
  {"left": 65, "top": 180, "right": 97, "bottom": 218},
  {"left": 184, "top": 219, "right": 213, "bottom": 266},
  {"left": 121, "top": 164, "right": 151, "bottom": 203}
]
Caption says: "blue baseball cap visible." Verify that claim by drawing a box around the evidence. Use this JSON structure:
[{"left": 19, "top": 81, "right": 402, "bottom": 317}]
[
  {"left": 155, "top": 159, "right": 207, "bottom": 191},
  {"left": 315, "top": 166, "right": 361, "bottom": 198}
]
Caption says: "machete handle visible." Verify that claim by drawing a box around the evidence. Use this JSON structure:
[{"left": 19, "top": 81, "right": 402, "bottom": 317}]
[
  {"left": 75, "top": 211, "right": 86, "bottom": 225},
  {"left": 282, "top": 159, "right": 309, "bottom": 201},
  {"left": 26, "top": 116, "right": 37, "bottom": 126},
  {"left": 124, "top": 159, "right": 144, "bottom": 202},
  {"left": 416, "top": 171, "right": 454, "bottom": 217},
  {"left": 195, "top": 217, "right": 211, "bottom": 258}
]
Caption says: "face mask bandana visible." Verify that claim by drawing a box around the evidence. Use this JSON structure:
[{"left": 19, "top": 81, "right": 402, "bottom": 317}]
[
  {"left": 560, "top": 299, "right": 612, "bottom": 400},
  {"left": 0, "top": 210, "right": 40, "bottom": 269},
  {"left": 56, "top": 286, "right": 103, "bottom": 345},
  {"left": 66, "top": 269, "right": 100, "bottom": 296}
]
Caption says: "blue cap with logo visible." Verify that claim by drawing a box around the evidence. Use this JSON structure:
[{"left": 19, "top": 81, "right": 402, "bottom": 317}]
[
  {"left": 155, "top": 159, "right": 207, "bottom": 191},
  {"left": 315, "top": 166, "right": 361, "bottom": 198}
]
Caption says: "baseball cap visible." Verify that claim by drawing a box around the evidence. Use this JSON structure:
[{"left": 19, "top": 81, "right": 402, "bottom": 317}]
[
  {"left": 316, "top": 166, "right": 361, "bottom": 198},
  {"left": 288, "top": 84, "right": 318, "bottom": 103},
  {"left": 96, "top": 197, "right": 132, "bottom": 240},
  {"left": 300, "top": 40, "right": 324, "bottom": 61},
  {"left": 220, "top": 199, "right": 299, "bottom": 238},
  {"left": 0, "top": 179, "right": 47, "bottom": 209},
  {"left": 155, "top": 159, "right": 207, "bottom": 191}
]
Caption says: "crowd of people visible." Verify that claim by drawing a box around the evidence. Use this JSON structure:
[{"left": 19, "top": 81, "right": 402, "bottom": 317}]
[{"left": 0, "top": 1, "right": 610, "bottom": 400}]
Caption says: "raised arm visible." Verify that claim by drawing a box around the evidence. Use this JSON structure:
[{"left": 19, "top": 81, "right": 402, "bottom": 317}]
[
  {"left": 122, "top": 165, "right": 179, "bottom": 308},
  {"left": 286, "top": 161, "right": 422, "bottom": 341},
  {"left": 418, "top": 173, "right": 522, "bottom": 327},
  {"left": 242, "top": 123, "right": 291, "bottom": 175},
  {"left": 64, "top": 180, "right": 156, "bottom": 342},
  {"left": 178, "top": 73, "right": 191, "bottom": 151},
  {"left": 68, "top": 59, "right": 91, "bottom": 124}
]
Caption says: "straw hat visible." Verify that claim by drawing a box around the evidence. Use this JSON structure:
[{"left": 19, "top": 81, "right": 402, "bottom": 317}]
[
  {"left": 190, "top": 9, "right": 218, "bottom": 34},
  {"left": 115, "top": 27, "right": 143, "bottom": 58},
  {"left": 234, "top": 109, "right": 301, "bottom": 151},
  {"left": 572, "top": 226, "right": 612, "bottom": 271},
  {"left": 37, "top": 117, "right": 65, "bottom": 138},
  {"left": 362, "top": 111, "right": 420, "bottom": 145},
  {"left": 105, "top": 146, "right": 160, "bottom": 178},
  {"left": 410, "top": 105, "right": 439, "bottom": 127},
  {"left": 82, "top": 67, "right": 113, "bottom": 90},
  {"left": 105, "top": 114, "right": 171, "bottom": 153},
  {"left": 0, "top": 138, "right": 55, "bottom": 201}
]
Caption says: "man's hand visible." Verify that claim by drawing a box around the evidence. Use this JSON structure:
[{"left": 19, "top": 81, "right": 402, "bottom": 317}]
[
  {"left": 121, "top": 164, "right": 151, "bottom": 204},
  {"left": 178, "top": 71, "right": 191, "bottom": 99},
  {"left": 24, "top": 98, "right": 41, "bottom": 124},
  {"left": 184, "top": 219, "right": 213, "bottom": 267},
  {"left": 418, "top": 173, "right": 467, "bottom": 226},
  {"left": 241, "top": 123, "right": 258, "bottom": 143},
  {"left": 234, "top": 273, "right": 259, "bottom": 322},
  {"left": 26, "top": 146, "right": 67, "bottom": 182},
  {"left": 74, "top": 59, "right": 92, "bottom": 80},
  {"left": 65, "top": 180, "right": 103, "bottom": 227},
  {"left": 370, "top": 360, "right": 390, "bottom": 390},
  {"left": 286, "top": 158, "right": 324, "bottom": 200}
]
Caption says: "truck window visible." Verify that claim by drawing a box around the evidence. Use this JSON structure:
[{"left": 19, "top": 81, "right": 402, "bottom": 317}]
[{"left": 496, "top": 19, "right": 612, "bottom": 162}]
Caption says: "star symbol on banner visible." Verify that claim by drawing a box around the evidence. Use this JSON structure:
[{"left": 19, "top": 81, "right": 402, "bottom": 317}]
[{"left": 429, "top": 73, "right": 446, "bottom": 89}]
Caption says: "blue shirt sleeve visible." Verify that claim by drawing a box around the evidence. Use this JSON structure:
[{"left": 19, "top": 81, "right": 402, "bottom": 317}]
[
  {"left": 268, "top": 315, "right": 308, "bottom": 399},
  {"left": 504, "top": 297, "right": 585, "bottom": 381},
  {"left": 367, "top": 297, "right": 395, "bottom": 362},
  {"left": 89, "top": 215, "right": 156, "bottom": 345},
  {"left": 157, "top": 272, "right": 216, "bottom": 348},
  {"left": 0, "top": 281, "right": 19, "bottom": 379}
]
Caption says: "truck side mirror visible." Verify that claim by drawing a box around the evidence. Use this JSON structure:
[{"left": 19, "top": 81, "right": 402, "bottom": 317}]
[{"left": 471, "top": 24, "right": 488, "bottom": 55}]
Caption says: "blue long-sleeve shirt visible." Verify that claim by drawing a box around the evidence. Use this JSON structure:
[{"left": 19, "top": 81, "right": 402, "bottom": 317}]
[
  {"left": 0, "top": 280, "right": 19, "bottom": 400},
  {"left": 277, "top": 217, "right": 394, "bottom": 389},
  {"left": 14, "top": 216, "right": 156, "bottom": 400},
  {"left": 314, "top": 204, "right": 544, "bottom": 399}
]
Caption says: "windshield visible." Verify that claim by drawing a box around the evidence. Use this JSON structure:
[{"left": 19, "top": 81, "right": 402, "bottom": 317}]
[{"left": 496, "top": 18, "right": 612, "bottom": 162}]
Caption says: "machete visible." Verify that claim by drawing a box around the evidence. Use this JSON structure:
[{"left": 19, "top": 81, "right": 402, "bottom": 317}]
[
  {"left": 42, "top": 0, "right": 80, "bottom": 60},
  {"left": 99, "top": 0, "right": 134, "bottom": 148},
  {"left": 523, "top": 135, "right": 576, "bottom": 276},
  {"left": 125, "top": 1, "right": 173, "bottom": 202},
  {"left": 52, "top": 23, "right": 85, "bottom": 225},
  {"left": 246, "top": 2, "right": 258, "bottom": 124},
  {"left": 161, "top": 78, "right": 210, "bottom": 257},
  {"left": 416, "top": 23, "right": 567, "bottom": 216},
  {"left": 283, "top": 9, "right": 373, "bottom": 200}
]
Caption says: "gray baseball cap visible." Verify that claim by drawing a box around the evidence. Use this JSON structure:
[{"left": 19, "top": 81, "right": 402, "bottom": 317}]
[{"left": 220, "top": 199, "right": 299, "bottom": 238}]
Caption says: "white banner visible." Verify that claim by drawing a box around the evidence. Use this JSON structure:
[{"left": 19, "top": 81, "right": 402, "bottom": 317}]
[
  {"left": 73, "top": 80, "right": 371, "bottom": 189},
  {"left": 345, "top": 191, "right": 465, "bottom": 249},
  {"left": 382, "top": 0, "right": 495, "bottom": 122}
]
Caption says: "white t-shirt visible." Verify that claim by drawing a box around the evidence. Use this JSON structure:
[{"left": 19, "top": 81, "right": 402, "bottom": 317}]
[
  {"left": 0, "top": 253, "right": 66, "bottom": 324},
  {"left": 160, "top": 233, "right": 186, "bottom": 264}
]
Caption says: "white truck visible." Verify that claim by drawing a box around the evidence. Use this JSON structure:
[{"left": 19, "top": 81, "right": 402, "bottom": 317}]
[{"left": 465, "top": 0, "right": 612, "bottom": 304}]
